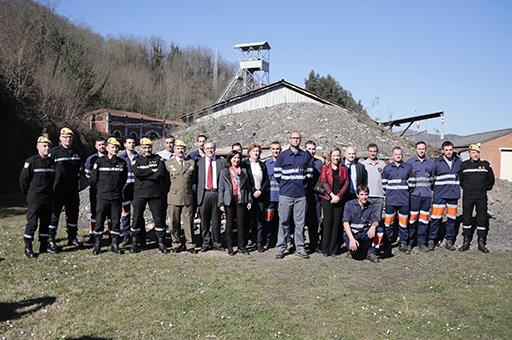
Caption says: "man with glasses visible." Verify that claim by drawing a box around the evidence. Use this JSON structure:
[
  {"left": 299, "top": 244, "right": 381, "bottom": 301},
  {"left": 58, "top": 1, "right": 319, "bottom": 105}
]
[{"left": 274, "top": 132, "right": 313, "bottom": 259}]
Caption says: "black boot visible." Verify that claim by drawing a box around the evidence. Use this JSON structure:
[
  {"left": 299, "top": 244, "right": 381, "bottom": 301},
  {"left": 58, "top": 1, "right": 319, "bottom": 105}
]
[
  {"left": 458, "top": 236, "right": 471, "bottom": 251},
  {"left": 157, "top": 236, "right": 168, "bottom": 254},
  {"left": 111, "top": 236, "right": 125, "bottom": 254},
  {"left": 119, "top": 235, "right": 132, "bottom": 248},
  {"left": 130, "top": 235, "right": 142, "bottom": 253},
  {"left": 24, "top": 239, "right": 36, "bottom": 258},
  {"left": 48, "top": 235, "right": 59, "bottom": 254},
  {"left": 92, "top": 236, "right": 101, "bottom": 255},
  {"left": 67, "top": 229, "right": 83, "bottom": 248},
  {"left": 478, "top": 236, "right": 489, "bottom": 253},
  {"left": 39, "top": 237, "right": 48, "bottom": 254}
]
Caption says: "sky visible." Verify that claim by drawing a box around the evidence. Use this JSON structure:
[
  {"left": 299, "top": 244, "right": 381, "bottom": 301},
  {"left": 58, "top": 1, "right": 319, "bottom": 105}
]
[{"left": 53, "top": 0, "right": 512, "bottom": 136}]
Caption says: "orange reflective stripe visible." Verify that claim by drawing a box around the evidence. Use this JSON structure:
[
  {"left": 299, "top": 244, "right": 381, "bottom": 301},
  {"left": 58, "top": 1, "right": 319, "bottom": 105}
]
[
  {"left": 398, "top": 214, "right": 408, "bottom": 227},
  {"left": 431, "top": 206, "right": 445, "bottom": 217},
  {"left": 409, "top": 211, "right": 419, "bottom": 223},
  {"left": 447, "top": 206, "right": 457, "bottom": 218},
  {"left": 419, "top": 211, "right": 430, "bottom": 223},
  {"left": 384, "top": 214, "right": 395, "bottom": 226}
]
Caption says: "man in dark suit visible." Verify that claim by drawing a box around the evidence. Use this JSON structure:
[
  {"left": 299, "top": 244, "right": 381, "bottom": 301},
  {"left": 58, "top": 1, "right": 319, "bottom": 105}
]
[
  {"left": 196, "top": 140, "right": 226, "bottom": 251},
  {"left": 344, "top": 145, "right": 368, "bottom": 201}
]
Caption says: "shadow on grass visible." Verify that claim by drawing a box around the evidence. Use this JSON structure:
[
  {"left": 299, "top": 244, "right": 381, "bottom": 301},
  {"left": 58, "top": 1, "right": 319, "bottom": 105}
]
[
  {"left": 66, "top": 337, "right": 113, "bottom": 340},
  {"left": 0, "top": 207, "right": 26, "bottom": 218},
  {"left": 0, "top": 296, "right": 56, "bottom": 322}
]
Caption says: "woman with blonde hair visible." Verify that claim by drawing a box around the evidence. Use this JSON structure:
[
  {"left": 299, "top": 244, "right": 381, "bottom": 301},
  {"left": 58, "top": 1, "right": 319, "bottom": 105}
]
[{"left": 317, "top": 147, "right": 349, "bottom": 256}]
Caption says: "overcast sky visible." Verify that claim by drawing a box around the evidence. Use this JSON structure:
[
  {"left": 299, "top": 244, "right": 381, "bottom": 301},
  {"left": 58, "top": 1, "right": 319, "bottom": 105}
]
[{"left": 54, "top": 0, "right": 512, "bottom": 136}]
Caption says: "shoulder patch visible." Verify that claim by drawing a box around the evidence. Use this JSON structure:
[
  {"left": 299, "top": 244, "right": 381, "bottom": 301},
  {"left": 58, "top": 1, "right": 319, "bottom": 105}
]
[
  {"left": 24, "top": 162, "right": 30, "bottom": 168},
  {"left": 93, "top": 163, "right": 98, "bottom": 169}
]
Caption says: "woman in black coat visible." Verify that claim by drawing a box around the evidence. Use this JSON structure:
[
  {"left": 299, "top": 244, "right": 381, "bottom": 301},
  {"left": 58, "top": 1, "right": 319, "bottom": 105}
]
[
  {"left": 243, "top": 144, "right": 270, "bottom": 252},
  {"left": 218, "top": 151, "right": 252, "bottom": 255}
]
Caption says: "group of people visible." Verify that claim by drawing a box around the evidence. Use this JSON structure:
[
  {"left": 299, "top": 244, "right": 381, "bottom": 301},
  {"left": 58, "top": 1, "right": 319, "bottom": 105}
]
[{"left": 19, "top": 128, "right": 495, "bottom": 262}]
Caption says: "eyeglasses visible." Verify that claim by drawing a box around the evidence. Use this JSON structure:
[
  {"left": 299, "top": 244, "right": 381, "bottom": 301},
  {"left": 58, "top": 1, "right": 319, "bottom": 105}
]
[{"left": 290, "top": 137, "right": 301, "bottom": 140}]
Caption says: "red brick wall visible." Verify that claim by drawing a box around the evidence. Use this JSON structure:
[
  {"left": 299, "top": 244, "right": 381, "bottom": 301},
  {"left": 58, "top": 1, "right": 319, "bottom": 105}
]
[{"left": 481, "top": 133, "right": 512, "bottom": 179}]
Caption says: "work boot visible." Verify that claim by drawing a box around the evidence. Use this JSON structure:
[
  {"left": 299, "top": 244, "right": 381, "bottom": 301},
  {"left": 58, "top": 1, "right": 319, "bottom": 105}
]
[
  {"left": 445, "top": 240, "right": 456, "bottom": 251},
  {"left": 111, "top": 236, "right": 124, "bottom": 255},
  {"left": 418, "top": 244, "right": 429, "bottom": 252},
  {"left": 130, "top": 235, "right": 142, "bottom": 253},
  {"left": 48, "top": 236, "right": 59, "bottom": 254},
  {"left": 92, "top": 236, "right": 101, "bottom": 255},
  {"left": 85, "top": 233, "right": 95, "bottom": 245},
  {"left": 157, "top": 237, "right": 168, "bottom": 254},
  {"left": 427, "top": 240, "right": 435, "bottom": 251},
  {"left": 67, "top": 231, "right": 83, "bottom": 248},
  {"left": 399, "top": 241, "right": 408, "bottom": 252},
  {"left": 458, "top": 236, "right": 471, "bottom": 252},
  {"left": 366, "top": 252, "right": 380, "bottom": 263},
  {"left": 477, "top": 236, "right": 489, "bottom": 253},
  {"left": 119, "top": 235, "right": 132, "bottom": 248},
  {"left": 24, "top": 239, "right": 36, "bottom": 258},
  {"left": 39, "top": 237, "right": 48, "bottom": 254},
  {"left": 406, "top": 243, "right": 412, "bottom": 254}
]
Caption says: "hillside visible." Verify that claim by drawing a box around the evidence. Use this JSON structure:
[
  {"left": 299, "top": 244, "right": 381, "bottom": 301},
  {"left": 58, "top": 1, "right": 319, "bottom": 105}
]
[{"left": 0, "top": 0, "right": 234, "bottom": 193}]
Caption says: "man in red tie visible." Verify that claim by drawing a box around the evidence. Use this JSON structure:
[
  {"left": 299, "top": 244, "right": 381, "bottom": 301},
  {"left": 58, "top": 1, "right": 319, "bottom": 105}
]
[{"left": 195, "top": 140, "right": 226, "bottom": 251}]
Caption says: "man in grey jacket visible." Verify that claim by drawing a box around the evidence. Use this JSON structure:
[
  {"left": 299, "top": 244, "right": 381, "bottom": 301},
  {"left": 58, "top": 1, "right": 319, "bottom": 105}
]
[{"left": 362, "top": 143, "right": 386, "bottom": 218}]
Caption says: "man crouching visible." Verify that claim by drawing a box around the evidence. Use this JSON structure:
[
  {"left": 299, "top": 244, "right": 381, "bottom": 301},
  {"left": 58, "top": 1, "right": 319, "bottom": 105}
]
[{"left": 342, "top": 184, "right": 380, "bottom": 263}]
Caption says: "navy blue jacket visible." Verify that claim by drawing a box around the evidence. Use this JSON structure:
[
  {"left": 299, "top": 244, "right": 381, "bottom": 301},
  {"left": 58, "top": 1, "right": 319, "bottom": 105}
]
[
  {"left": 406, "top": 156, "right": 434, "bottom": 198},
  {"left": 342, "top": 198, "right": 380, "bottom": 233},
  {"left": 382, "top": 161, "right": 413, "bottom": 206},
  {"left": 274, "top": 148, "right": 313, "bottom": 197},
  {"left": 432, "top": 156, "right": 462, "bottom": 200}
]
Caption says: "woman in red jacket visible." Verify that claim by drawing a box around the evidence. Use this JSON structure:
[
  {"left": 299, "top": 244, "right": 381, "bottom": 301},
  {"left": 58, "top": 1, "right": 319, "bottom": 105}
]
[{"left": 318, "top": 148, "right": 349, "bottom": 256}]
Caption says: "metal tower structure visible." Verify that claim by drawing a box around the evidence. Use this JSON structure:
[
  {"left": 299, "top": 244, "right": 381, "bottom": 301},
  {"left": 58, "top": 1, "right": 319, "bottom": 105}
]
[{"left": 216, "top": 41, "right": 270, "bottom": 103}]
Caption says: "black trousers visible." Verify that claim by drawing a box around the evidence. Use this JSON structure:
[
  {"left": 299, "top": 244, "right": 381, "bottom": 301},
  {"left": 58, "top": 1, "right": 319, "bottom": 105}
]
[
  {"left": 95, "top": 198, "right": 122, "bottom": 238},
  {"left": 89, "top": 188, "right": 112, "bottom": 234},
  {"left": 306, "top": 193, "right": 320, "bottom": 250},
  {"left": 24, "top": 202, "right": 51, "bottom": 241},
  {"left": 462, "top": 195, "right": 489, "bottom": 239},
  {"left": 248, "top": 197, "right": 266, "bottom": 246},
  {"left": 225, "top": 202, "right": 248, "bottom": 249},
  {"left": 50, "top": 193, "right": 79, "bottom": 238},
  {"left": 199, "top": 191, "right": 222, "bottom": 248},
  {"left": 132, "top": 196, "right": 165, "bottom": 238},
  {"left": 321, "top": 200, "right": 343, "bottom": 256}
]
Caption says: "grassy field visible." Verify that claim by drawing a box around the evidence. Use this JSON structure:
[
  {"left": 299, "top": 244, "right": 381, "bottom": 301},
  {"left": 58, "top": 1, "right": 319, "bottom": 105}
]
[{"left": 1, "top": 206, "right": 511, "bottom": 339}]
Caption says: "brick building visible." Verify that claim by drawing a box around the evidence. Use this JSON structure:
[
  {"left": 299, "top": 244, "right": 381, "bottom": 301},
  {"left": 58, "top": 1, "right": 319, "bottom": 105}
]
[{"left": 86, "top": 109, "right": 184, "bottom": 140}]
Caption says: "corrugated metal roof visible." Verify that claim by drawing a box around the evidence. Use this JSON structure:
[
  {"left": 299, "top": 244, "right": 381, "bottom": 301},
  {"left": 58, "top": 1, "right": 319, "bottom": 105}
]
[
  {"left": 431, "top": 128, "right": 512, "bottom": 148},
  {"left": 234, "top": 41, "right": 271, "bottom": 50},
  {"left": 180, "top": 79, "right": 342, "bottom": 121}
]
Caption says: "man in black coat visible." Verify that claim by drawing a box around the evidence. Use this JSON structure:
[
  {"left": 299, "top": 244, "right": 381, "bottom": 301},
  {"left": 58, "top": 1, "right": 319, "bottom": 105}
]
[
  {"left": 19, "top": 135, "right": 56, "bottom": 257},
  {"left": 90, "top": 137, "right": 128, "bottom": 255}
]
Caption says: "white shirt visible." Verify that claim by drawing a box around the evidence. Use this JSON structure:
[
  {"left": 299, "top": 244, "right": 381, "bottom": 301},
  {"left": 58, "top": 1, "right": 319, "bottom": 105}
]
[
  {"left": 157, "top": 149, "right": 174, "bottom": 161},
  {"left": 250, "top": 161, "right": 263, "bottom": 190},
  {"left": 443, "top": 156, "right": 453, "bottom": 169},
  {"left": 204, "top": 156, "right": 218, "bottom": 189}
]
